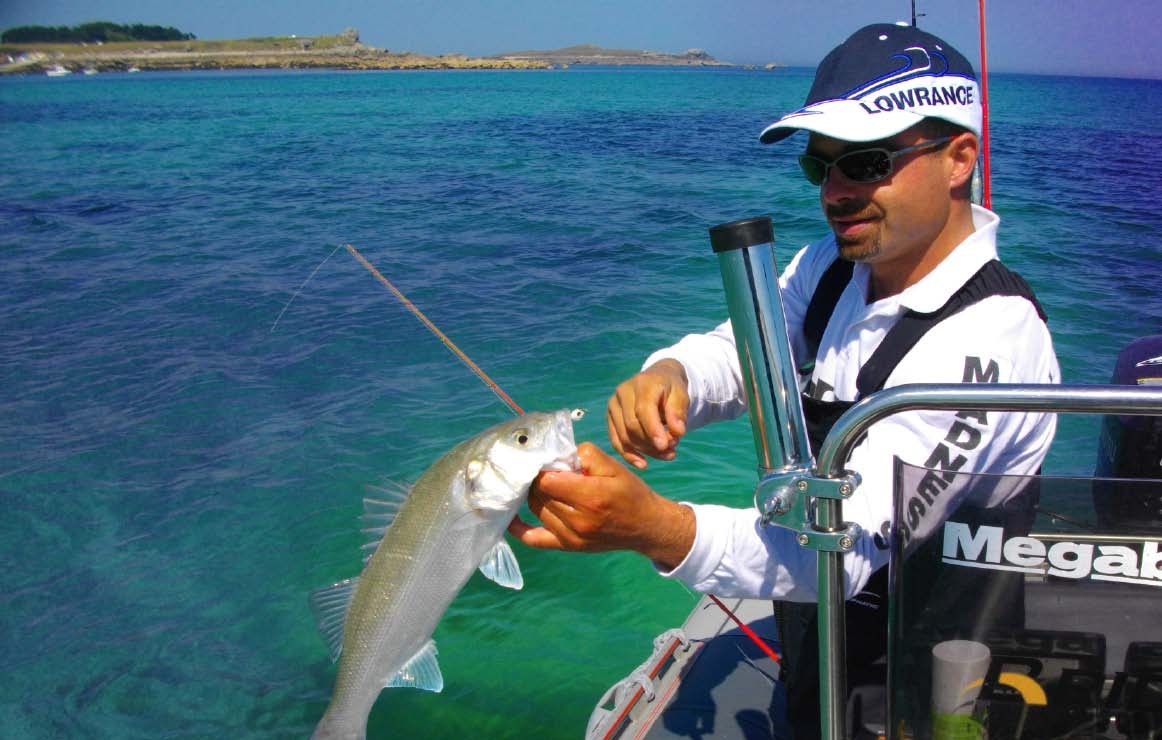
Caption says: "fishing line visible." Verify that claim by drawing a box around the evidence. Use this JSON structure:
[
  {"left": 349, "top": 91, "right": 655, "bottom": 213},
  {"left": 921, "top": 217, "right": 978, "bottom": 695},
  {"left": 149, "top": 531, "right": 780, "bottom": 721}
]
[
  {"left": 270, "top": 243, "right": 344, "bottom": 334},
  {"left": 708, "top": 594, "right": 781, "bottom": 664},
  {"left": 343, "top": 243, "right": 524, "bottom": 416}
]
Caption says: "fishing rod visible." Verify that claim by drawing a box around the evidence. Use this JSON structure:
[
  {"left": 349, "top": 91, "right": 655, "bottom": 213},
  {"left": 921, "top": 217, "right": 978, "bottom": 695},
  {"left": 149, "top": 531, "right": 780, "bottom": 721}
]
[
  {"left": 978, "top": 0, "right": 992, "bottom": 208},
  {"left": 911, "top": 0, "right": 992, "bottom": 208},
  {"left": 342, "top": 244, "right": 782, "bottom": 663},
  {"left": 344, "top": 243, "right": 525, "bottom": 416}
]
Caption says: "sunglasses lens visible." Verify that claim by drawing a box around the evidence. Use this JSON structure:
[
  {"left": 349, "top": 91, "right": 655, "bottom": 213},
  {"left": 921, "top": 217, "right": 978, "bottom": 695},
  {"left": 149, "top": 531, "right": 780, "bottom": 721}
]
[
  {"left": 837, "top": 150, "right": 892, "bottom": 183},
  {"left": 798, "top": 155, "right": 828, "bottom": 186}
]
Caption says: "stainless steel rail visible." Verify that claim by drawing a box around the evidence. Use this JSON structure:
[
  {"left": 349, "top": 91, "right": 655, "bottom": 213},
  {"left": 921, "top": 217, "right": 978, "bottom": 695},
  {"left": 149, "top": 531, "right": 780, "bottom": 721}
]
[
  {"left": 814, "top": 382, "right": 1162, "bottom": 739},
  {"left": 708, "top": 218, "right": 1162, "bottom": 740},
  {"left": 818, "top": 383, "right": 1162, "bottom": 479}
]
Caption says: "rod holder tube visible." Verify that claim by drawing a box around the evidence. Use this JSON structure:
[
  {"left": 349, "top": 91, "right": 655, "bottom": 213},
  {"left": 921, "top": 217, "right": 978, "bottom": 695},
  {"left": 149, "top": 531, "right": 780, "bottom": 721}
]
[
  {"left": 709, "top": 216, "right": 814, "bottom": 475},
  {"left": 710, "top": 216, "right": 846, "bottom": 740}
]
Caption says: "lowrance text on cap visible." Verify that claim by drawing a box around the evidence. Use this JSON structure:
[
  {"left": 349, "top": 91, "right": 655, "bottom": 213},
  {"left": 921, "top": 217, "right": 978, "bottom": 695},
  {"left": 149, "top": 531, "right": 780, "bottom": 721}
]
[{"left": 760, "top": 23, "right": 982, "bottom": 144}]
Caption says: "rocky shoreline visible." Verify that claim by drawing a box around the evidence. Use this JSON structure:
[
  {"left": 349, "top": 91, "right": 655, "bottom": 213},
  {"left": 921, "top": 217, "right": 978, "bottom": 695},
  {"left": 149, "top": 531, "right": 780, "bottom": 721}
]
[
  {"left": 0, "top": 30, "right": 760, "bottom": 75},
  {"left": 490, "top": 44, "right": 733, "bottom": 67},
  {"left": 0, "top": 31, "right": 548, "bottom": 75}
]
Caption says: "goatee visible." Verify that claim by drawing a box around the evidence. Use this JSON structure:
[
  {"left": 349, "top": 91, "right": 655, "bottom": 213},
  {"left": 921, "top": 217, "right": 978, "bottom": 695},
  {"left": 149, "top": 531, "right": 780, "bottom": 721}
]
[{"left": 836, "top": 233, "right": 880, "bottom": 262}]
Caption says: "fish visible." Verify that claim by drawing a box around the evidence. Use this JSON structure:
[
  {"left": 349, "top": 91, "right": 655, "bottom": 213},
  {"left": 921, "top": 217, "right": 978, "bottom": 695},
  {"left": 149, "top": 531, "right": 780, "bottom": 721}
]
[{"left": 308, "top": 408, "right": 583, "bottom": 739}]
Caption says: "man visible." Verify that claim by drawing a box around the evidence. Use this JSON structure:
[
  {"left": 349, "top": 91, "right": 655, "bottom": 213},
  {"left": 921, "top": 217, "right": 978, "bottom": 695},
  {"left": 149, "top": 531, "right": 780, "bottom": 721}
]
[{"left": 509, "top": 22, "right": 1059, "bottom": 737}]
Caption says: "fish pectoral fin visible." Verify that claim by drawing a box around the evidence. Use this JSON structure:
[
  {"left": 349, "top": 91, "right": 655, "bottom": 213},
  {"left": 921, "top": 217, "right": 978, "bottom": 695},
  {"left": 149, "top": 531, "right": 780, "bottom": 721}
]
[
  {"left": 307, "top": 576, "right": 360, "bottom": 662},
  {"left": 385, "top": 639, "right": 444, "bottom": 693},
  {"left": 478, "top": 539, "right": 524, "bottom": 590}
]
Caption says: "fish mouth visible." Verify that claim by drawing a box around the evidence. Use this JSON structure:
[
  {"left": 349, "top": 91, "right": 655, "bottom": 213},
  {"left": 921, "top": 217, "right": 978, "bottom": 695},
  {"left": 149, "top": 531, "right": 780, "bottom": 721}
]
[{"left": 541, "top": 408, "right": 583, "bottom": 472}]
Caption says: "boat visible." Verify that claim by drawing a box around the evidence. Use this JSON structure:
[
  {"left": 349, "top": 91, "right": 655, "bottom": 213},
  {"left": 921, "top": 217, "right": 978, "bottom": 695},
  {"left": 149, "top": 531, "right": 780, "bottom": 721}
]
[
  {"left": 588, "top": 332, "right": 1162, "bottom": 740},
  {"left": 587, "top": 9, "right": 1162, "bottom": 736},
  {"left": 45, "top": 64, "right": 71, "bottom": 77}
]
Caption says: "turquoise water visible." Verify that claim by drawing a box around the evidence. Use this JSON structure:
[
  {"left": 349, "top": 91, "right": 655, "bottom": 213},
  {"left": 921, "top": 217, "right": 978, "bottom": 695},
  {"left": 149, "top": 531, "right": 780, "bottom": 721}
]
[{"left": 1, "top": 67, "right": 1159, "bottom": 738}]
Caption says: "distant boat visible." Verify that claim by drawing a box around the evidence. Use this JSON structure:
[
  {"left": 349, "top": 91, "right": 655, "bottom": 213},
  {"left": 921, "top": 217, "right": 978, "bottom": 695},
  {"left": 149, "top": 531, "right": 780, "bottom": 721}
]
[
  {"left": 83, "top": 67, "right": 98, "bottom": 75},
  {"left": 46, "top": 64, "right": 71, "bottom": 77},
  {"left": 127, "top": 66, "right": 141, "bottom": 74}
]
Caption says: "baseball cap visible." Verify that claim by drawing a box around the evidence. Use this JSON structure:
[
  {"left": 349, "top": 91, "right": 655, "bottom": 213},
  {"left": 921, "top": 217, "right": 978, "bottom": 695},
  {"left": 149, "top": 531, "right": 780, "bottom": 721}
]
[{"left": 760, "top": 23, "right": 981, "bottom": 144}]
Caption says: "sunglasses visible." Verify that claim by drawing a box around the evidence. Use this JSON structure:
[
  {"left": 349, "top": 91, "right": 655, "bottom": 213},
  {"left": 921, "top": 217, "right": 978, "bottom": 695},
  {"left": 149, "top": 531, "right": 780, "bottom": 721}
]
[{"left": 798, "top": 136, "right": 954, "bottom": 186}]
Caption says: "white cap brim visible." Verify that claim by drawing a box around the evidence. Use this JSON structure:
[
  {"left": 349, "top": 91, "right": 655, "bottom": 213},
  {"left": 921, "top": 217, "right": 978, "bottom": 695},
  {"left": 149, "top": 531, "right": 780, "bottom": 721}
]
[{"left": 759, "top": 76, "right": 982, "bottom": 144}]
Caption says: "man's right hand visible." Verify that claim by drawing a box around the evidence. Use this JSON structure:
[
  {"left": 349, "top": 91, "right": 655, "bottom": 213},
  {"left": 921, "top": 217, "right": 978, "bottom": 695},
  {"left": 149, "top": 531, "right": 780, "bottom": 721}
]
[{"left": 606, "top": 358, "right": 690, "bottom": 469}]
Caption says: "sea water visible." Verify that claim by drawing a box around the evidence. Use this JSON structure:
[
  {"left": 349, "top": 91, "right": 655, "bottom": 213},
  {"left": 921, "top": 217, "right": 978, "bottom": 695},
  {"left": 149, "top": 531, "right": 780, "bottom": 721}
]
[{"left": 1, "top": 67, "right": 1159, "bottom": 738}]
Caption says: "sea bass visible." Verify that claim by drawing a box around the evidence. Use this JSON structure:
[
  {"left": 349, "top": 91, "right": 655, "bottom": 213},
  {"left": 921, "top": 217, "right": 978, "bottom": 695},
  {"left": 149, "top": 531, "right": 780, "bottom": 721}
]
[{"left": 309, "top": 409, "right": 582, "bottom": 739}]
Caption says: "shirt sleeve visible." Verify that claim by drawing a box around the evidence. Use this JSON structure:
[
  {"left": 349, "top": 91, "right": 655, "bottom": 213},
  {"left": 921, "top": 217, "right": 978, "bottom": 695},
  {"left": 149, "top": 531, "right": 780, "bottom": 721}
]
[
  {"left": 640, "top": 241, "right": 825, "bottom": 430},
  {"left": 657, "top": 295, "right": 1060, "bottom": 601},
  {"left": 642, "top": 321, "right": 745, "bottom": 429}
]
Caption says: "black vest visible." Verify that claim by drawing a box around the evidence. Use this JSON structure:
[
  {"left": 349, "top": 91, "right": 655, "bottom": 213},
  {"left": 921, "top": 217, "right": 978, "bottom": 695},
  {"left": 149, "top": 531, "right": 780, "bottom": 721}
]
[
  {"left": 777, "top": 256, "right": 1047, "bottom": 739},
  {"left": 799, "top": 257, "right": 1047, "bottom": 453}
]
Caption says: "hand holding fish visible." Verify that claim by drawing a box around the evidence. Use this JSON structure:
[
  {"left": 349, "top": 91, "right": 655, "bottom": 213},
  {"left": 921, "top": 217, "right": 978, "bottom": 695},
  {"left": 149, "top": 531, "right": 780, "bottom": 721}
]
[
  {"left": 606, "top": 358, "right": 690, "bottom": 469},
  {"left": 509, "top": 442, "right": 697, "bottom": 571}
]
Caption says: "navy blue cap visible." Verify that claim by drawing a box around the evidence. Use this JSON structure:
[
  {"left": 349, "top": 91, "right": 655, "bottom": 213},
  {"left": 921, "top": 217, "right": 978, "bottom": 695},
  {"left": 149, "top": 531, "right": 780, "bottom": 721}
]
[{"left": 760, "top": 23, "right": 981, "bottom": 144}]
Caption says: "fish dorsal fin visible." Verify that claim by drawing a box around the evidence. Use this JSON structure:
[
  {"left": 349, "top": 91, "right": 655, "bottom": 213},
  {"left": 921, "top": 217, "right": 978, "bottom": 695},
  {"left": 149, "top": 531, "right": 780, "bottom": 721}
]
[
  {"left": 478, "top": 539, "right": 524, "bottom": 590},
  {"left": 307, "top": 576, "right": 360, "bottom": 662},
  {"left": 385, "top": 639, "right": 444, "bottom": 693},
  {"left": 360, "top": 482, "right": 411, "bottom": 563}
]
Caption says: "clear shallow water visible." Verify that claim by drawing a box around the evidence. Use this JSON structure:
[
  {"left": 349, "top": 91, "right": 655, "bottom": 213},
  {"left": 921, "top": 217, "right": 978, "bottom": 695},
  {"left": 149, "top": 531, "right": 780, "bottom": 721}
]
[{"left": 1, "top": 67, "right": 1159, "bottom": 738}]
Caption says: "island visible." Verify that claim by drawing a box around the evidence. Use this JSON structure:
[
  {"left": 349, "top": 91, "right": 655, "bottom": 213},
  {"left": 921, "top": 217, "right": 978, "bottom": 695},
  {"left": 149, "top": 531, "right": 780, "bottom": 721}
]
[
  {"left": 0, "top": 28, "right": 550, "bottom": 75},
  {"left": 489, "top": 44, "right": 732, "bottom": 67},
  {"left": 0, "top": 25, "right": 755, "bottom": 75}
]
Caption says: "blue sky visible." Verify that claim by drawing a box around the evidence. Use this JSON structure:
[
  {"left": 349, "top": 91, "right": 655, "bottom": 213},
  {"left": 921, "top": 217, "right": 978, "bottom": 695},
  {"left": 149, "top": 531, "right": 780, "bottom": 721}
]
[{"left": 2, "top": 0, "right": 1159, "bottom": 79}]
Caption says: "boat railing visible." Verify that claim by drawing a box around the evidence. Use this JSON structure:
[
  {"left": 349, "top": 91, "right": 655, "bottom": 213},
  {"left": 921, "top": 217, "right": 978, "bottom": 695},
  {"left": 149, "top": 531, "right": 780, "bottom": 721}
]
[
  {"left": 709, "top": 215, "right": 1162, "bottom": 740},
  {"left": 820, "top": 383, "right": 1162, "bottom": 739}
]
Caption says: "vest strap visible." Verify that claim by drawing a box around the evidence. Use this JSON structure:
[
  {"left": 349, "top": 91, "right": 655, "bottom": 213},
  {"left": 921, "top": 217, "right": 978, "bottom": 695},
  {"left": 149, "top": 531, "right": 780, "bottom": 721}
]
[
  {"left": 800, "top": 257, "right": 1047, "bottom": 397},
  {"left": 801, "top": 257, "right": 855, "bottom": 370}
]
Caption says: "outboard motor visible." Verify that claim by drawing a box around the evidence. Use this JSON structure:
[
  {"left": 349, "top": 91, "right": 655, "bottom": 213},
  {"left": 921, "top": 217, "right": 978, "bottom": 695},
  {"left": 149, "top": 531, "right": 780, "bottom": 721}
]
[{"left": 1093, "top": 334, "right": 1162, "bottom": 530}]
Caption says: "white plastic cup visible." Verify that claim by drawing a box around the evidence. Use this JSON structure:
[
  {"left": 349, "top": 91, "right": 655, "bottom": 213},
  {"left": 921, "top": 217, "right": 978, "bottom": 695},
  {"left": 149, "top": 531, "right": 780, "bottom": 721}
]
[{"left": 931, "top": 640, "right": 991, "bottom": 716}]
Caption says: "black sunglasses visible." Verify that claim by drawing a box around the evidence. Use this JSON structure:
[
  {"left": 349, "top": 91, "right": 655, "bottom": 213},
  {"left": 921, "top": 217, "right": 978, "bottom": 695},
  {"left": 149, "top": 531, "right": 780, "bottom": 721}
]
[{"left": 798, "top": 136, "right": 954, "bottom": 186}]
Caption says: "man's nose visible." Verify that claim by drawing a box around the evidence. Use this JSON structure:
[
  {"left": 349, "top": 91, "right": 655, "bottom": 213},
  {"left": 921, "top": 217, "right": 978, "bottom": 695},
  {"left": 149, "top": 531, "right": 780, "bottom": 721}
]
[{"left": 820, "top": 166, "right": 863, "bottom": 205}]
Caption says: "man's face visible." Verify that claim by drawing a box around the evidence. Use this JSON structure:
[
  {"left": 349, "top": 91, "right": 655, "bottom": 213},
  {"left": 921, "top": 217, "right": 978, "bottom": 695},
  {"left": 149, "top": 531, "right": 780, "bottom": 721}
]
[{"left": 806, "top": 128, "right": 954, "bottom": 270}]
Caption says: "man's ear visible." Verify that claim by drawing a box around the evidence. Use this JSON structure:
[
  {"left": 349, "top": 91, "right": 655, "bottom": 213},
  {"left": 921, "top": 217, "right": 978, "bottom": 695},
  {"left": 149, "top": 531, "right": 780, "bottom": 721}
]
[{"left": 947, "top": 132, "right": 980, "bottom": 192}]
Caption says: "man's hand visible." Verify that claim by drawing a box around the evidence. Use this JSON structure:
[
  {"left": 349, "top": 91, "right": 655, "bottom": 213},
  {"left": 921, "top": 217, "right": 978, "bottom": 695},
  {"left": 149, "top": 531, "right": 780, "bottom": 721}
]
[
  {"left": 507, "top": 442, "right": 696, "bottom": 571},
  {"left": 606, "top": 359, "right": 690, "bottom": 469}
]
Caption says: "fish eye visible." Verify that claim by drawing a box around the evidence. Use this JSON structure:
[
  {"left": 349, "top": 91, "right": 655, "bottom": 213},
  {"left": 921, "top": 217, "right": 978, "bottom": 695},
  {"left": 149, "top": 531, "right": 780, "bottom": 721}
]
[{"left": 513, "top": 429, "right": 530, "bottom": 445}]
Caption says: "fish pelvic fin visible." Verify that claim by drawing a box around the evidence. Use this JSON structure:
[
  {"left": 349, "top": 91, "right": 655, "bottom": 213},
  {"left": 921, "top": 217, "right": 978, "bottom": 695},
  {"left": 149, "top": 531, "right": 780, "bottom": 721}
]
[
  {"left": 307, "top": 576, "right": 360, "bottom": 661},
  {"left": 478, "top": 539, "right": 524, "bottom": 590},
  {"left": 386, "top": 639, "right": 444, "bottom": 693}
]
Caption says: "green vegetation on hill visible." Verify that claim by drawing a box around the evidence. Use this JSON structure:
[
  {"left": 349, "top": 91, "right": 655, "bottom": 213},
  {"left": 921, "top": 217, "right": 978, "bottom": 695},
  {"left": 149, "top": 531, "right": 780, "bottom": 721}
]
[{"left": 1, "top": 21, "right": 195, "bottom": 44}]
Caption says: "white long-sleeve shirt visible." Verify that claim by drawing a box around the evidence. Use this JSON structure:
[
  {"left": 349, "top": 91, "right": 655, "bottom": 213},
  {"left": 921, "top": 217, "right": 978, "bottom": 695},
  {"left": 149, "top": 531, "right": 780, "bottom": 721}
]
[{"left": 645, "top": 206, "right": 1060, "bottom": 601}]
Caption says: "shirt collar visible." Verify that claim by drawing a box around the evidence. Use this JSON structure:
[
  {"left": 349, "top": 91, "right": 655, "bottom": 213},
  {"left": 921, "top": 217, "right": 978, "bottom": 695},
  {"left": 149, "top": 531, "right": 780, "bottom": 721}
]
[{"left": 856, "top": 204, "right": 1000, "bottom": 314}]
